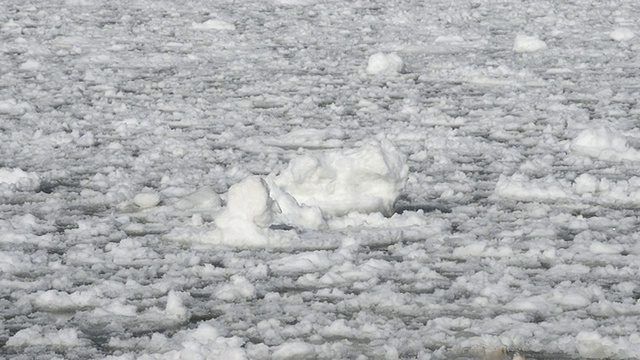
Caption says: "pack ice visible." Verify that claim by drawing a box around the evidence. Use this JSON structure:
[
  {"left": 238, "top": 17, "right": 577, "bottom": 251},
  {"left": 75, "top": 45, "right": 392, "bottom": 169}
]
[{"left": 170, "top": 139, "right": 409, "bottom": 247}]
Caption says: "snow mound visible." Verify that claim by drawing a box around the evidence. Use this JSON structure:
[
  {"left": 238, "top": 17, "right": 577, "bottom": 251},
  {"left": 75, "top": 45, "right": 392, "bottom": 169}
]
[
  {"left": 273, "top": 139, "right": 409, "bottom": 216},
  {"left": 0, "top": 167, "right": 41, "bottom": 191},
  {"left": 513, "top": 34, "right": 547, "bottom": 53},
  {"left": 610, "top": 28, "right": 635, "bottom": 41},
  {"left": 192, "top": 19, "right": 235, "bottom": 31},
  {"left": 366, "top": 52, "right": 404, "bottom": 75},
  {"left": 571, "top": 127, "right": 640, "bottom": 161},
  {"left": 213, "top": 176, "right": 274, "bottom": 245}
]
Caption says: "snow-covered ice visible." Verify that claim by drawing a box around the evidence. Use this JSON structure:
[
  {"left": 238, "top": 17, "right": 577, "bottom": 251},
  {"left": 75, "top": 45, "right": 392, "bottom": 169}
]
[
  {"left": 366, "top": 52, "right": 405, "bottom": 75},
  {"left": 2, "top": 0, "right": 640, "bottom": 359},
  {"left": 513, "top": 34, "right": 547, "bottom": 53}
]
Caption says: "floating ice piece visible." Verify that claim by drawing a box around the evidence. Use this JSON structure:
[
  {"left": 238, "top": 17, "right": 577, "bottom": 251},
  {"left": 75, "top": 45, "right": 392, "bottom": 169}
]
[
  {"left": 513, "top": 34, "right": 547, "bottom": 53},
  {"left": 0, "top": 167, "right": 40, "bottom": 191},
  {"left": 134, "top": 191, "right": 161, "bottom": 208},
  {"left": 272, "top": 341, "right": 315, "bottom": 360},
  {"left": 6, "top": 326, "right": 82, "bottom": 347},
  {"left": 494, "top": 174, "right": 569, "bottom": 201},
  {"left": 273, "top": 139, "right": 409, "bottom": 216},
  {"left": 19, "top": 59, "right": 40, "bottom": 71},
  {"left": 576, "top": 331, "right": 616, "bottom": 358},
  {"left": 0, "top": 99, "right": 29, "bottom": 116},
  {"left": 366, "top": 52, "right": 404, "bottom": 75},
  {"left": 165, "top": 291, "right": 188, "bottom": 321},
  {"left": 214, "top": 176, "right": 274, "bottom": 245},
  {"left": 192, "top": 19, "right": 235, "bottom": 31},
  {"left": 610, "top": 27, "right": 635, "bottom": 41},
  {"left": 216, "top": 275, "right": 257, "bottom": 301},
  {"left": 173, "top": 186, "right": 221, "bottom": 210},
  {"left": 266, "top": 177, "right": 326, "bottom": 230},
  {"left": 571, "top": 127, "right": 640, "bottom": 161}
]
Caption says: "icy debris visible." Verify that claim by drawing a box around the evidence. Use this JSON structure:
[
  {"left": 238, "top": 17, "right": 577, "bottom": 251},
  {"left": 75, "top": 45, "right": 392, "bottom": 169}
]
[
  {"left": 165, "top": 291, "right": 188, "bottom": 321},
  {"left": 134, "top": 191, "right": 161, "bottom": 208},
  {"left": 434, "top": 34, "right": 465, "bottom": 44},
  {"left": 513, "top": 34, "right": 547, "bottom": 53},
  {"left": 571, "top": 127, "right": 640, "bottom": 161},
  {"left": 262, "top": 127, "right": 346, "bottom": 149},
  {"left": 576, "top": 331, "right": 616, "bottom": 358},
  {"left": 192, "top": 19, "right": 235, "bottom": 31},
  {"left": 214, "top": 176, "right": 274, "bottom": 245},
  {"left": 494, "top": 174, "right": 569, "bottom": 201},
  {"left": 272, "top": 341, "right": 316, "bottom": 360},
  {"left": 6, "top": 326, "right": 82, "bottom": 347},
  {"left": 610, "top": 28, "right": 635, "bottom": 41},
  {"left": 366, "top": 52, "right": 404, "bottom": 75},
  {"left": 273, "top": 139, "right": 409, "bottom": 216},
  {"left": 172, "top": 186, "right": 221, "bottom": 210},
  {"left": 111, "top": 322, "right": 247, "bottom": 359},
  {"left": 274, "top": 0, "right": 315, "bottom": 6},
  {"left": 0, "top": 167, "right": 41, "bottom": 191},
  {"left": 215, "top": 275, "right": 257, "bottom": 301},
  {"left": 19, "top": 59, "right": 40, "bottom": 71},
  {"left": 173, "top": 140, "right": 408, "bottom": 246},
  {"left": 0, "top": 99, "right": 29, "bottom": 116},
  {"left": 266, "top": 178, "right": 327, "bottom": 230}
]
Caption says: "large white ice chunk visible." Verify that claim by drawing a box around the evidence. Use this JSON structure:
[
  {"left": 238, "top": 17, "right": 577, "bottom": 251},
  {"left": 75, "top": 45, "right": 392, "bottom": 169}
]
[
  {"left": 0, "top": 167, "right": 41, "bottom": 191},
  {"left": 571, "top": 127, "right": 640, "bottom": 161},
  {"left": 576, "top": 331, "right": 616, "bottom": 358},
  {"left": 610, "top": 28, "right": 635, "bottom": 41},
  {"left": 366, "top": 52, "right": 404, "bottom": 75},
  {"left": 214, "top": 176, "right": 274, "bottom": 245},
  {"left": 513, "top": 34, "right": 547, "bottom": 53},
  {"left": 273, "top": 139, "right": 409, "bottom": 216}
]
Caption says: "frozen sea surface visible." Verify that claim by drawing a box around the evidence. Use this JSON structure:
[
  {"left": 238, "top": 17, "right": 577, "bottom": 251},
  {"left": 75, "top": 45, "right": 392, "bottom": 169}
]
[{"left": 2, "top": 0, "right": 640, "bottom": 359}]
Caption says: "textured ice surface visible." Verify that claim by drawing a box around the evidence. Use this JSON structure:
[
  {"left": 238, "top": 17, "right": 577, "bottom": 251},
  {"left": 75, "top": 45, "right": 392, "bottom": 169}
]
[{"left": 2, "top": 0, "right": 640, "bottom": 359}]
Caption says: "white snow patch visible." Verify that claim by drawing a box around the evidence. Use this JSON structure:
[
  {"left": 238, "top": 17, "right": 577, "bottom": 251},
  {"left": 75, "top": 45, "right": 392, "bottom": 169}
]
[
  {"left": 571, "top": 127, "right": 640, "bottom": 161},
  {"left": 366, "top": 52, "right": 404, "bottom": 75},
  {"left": 273, "top": 139, "right": 408, "bottom": 216},
  {"left": 610, "top": 28, "right": 635, "bottom": 41},
  {"left": 192, "top": 19, "right": 235, "bottom": 31},
  {"left": 0, "top": 167, "right": 41, "bottom": 191},
  {"left": 513, "top": 34, "right": 547, "bottom": 53}
]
